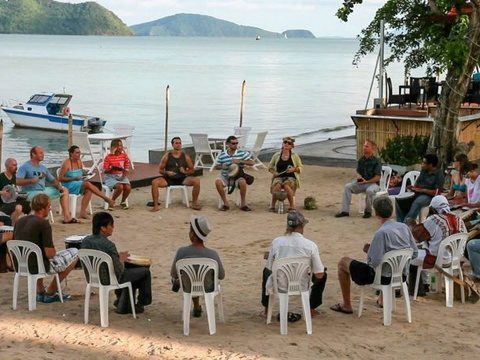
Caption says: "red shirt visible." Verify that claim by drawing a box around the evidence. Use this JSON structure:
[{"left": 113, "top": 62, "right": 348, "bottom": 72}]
[{"left": 103, "top": 152, "right": 130, "bottom": 175}]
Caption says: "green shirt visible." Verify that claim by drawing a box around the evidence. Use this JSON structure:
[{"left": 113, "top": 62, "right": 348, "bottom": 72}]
[{"left": 357, "top": 155, "right": 381, "bottom": 181}]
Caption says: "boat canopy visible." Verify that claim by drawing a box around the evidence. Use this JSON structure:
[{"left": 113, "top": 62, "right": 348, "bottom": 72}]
[{"left": 27, "top": 93, "right": 72, "bottom": 115}]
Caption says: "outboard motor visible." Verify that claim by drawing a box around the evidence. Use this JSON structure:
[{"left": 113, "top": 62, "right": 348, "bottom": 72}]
[{"left": 87, "top": 117, "right": 104, "bottom": 134}]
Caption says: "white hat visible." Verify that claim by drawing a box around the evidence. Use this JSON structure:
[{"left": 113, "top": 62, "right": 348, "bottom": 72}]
[
  {"left": 429, "top": 195, "right": 452, "bottom": 214},
  {"left": 190, "top": 215, "right": 212, "bottom": 241}
]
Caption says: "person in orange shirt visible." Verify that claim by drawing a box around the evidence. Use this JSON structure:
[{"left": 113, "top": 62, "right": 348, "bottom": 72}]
[{"left": 103, "top": 139, "right": 132, "bottom": 209}]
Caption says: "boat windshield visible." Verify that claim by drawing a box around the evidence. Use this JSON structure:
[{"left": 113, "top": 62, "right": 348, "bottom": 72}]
[
  {"left": 27, "top": 94, "right": 51, "bottom": 105},
  {"left": 47, "top": 95, "right": 72, "bottom": 115}
]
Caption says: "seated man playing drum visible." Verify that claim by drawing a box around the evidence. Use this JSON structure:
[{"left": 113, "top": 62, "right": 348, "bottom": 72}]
[{"left": 268, "top": 136, "right": 303, "bottom": 212}]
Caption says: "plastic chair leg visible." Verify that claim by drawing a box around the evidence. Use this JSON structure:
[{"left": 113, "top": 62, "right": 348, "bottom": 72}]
[
  {"left": 357, "top": 287, "right": 364, "bottom": 317},
  {"left": 27, "top": 275, "right": 37, "bottom": 311},
  {"left": 382, "top": 286, "right": 393, "bottom": 326},
  {"left": 204, "top": 293, "right": 216, "bottom": 335},
  {"left": 127, "top": 284, "right": 137, "bottom": 319},
  {"left": 183, "top": 293, "right": 192, "bottom": 336},
  {"left": 266, "top": 292, "right": 274, "bottom": 324},
  {"left": 300, "top": 291, "right": 312, "bottom": 335},
  {"left": 182, "top": 187, "right": 190, "bottom": 208},
  {"left": 84, "top": 284, "right": 91, "bottom": 324},
  {"left": 459, "top": 270, "right": 466, "bottom": 304},
  {"left": 445, "top": 276, "right": 453, "bottom": 308},
  {"left": 69, "top": 195, "right": 78, "bottom": 219},
  {"left": 391, "top": 287, "right": 396, "bottom": 312},
  {"left": 12, "top": 273, "right": 19, "bottom": 310},
  {"left": 278, "top": 293, "right": 289, "bottom": 335},
  {"left": 165, "top": 188, "right": 171, "bottom": 209},
  {"left": 401, "top": 282, "right": 412, "bottom": 323},
  {"left": 413, "top": 265, "right": 423, "bottom": 300},
  {"left": 99, "top": 288, "right": 109, "bottom": 327}
]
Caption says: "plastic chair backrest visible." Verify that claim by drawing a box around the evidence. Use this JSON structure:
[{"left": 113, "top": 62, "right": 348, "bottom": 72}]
[
  {"left": 434, "top": 233, "right": 468, "bottom": 270},
  {"left": 190, "top": 133, "right": 212, "bottom": 153},
  {"left": 380, "top": 166, "right": 393, "bottom": 192},
  {"left": 251, "top": 131, "right": 268, "bottom": 153},
  {"left": 373, "top": 248, "right": 413, "bottom": 287},
  {"left": 78, "top": 249, "right": 119, "bottom": 287},
  {"left": 72, "top": 132, "right": 94, "bottom": 155},
  {"left": 176, "top": 258, "right": 219, "bottom": 296},
  {"left": 271, "top": 257, "right": 311, "bottom": 295},
  {"left": 398, "top": 171, "right": 420, "bottom": 195},
  {"left": 7, "top": 240, "right": 47, "bottom": 276},
  {"left": 234, "top": 126, "right": 251, "bottom": 148},
  {"left": 113, "top": 124, "right": 135, "bottom": 136}
]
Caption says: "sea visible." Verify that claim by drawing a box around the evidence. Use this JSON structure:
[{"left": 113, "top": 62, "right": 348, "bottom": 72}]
[{"left": 0, "top": 34, "right": 416, "bottom": 166}]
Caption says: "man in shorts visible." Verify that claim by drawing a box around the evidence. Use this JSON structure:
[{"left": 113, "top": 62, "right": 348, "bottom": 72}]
[
  {"left": 330, "top": 197, "right": 418, "bottom": 314},
  {"left": 215, "top": 135, "right": 255, "bottom": 211},
  {"left": 150, "top": 137, "right": 201, "bottom": 211},
  {"left": 16, "top": 146, "right": 76, "bottom": 223},
  {"left": 13, "top": 193, "right": 78, "bottom": 303}
]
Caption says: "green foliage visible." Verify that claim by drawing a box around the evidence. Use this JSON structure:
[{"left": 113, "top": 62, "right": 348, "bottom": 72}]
[
  {"left": 0, "top": 0, "right": 132, "bottom": 35},
  {"left": 130, "top": 13, "right": 315, "bottom": 38},
  {"left": 379, "top": 135, "right": 430, "bottom": 166}
]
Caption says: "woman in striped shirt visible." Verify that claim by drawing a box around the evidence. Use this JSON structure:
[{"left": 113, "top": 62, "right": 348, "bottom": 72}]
[{"left": 103, "top": 139, "right": 131, "bottom": 209}]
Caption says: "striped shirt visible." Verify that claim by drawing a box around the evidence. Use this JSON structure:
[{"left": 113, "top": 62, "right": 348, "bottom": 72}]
[
  {"left": 103, "top": 153, "right": 130, "bottom": 175},
  {"left": 217, "top": 149, "right": 251, "bottom": 177}
]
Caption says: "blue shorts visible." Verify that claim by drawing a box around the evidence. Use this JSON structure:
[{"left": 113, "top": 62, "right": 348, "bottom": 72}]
[{"left": 27, "top": 187, "right": 61, "bottom": 201}]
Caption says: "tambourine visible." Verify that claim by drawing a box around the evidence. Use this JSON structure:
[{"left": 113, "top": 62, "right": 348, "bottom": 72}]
[{"left": 1, "top": 185, "right": 17, "bottom": 204}]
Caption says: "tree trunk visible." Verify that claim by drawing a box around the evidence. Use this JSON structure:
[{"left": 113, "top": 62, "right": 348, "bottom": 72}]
[{"left": 429, "top": 7, "right": 480, "bottom": 167}]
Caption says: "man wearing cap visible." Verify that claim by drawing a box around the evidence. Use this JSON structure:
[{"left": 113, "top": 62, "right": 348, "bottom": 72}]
[
  {"left": 331, "top": 197, "right": 418, "bottom": 314},
  {"left": 150, "top": 137, "right": 201, "bottom": 212},
  {"left": 261, "top": 210, "right": 327, "bottom": 319},
  {"left": 409, "top": 195, "right": 466, "bottom": 295},
  {"left": 170, "top": 215, "right": 225, "bottom": 317},
  {"left": 82, "top": 212, "right": 152, "bottom": 314},
  {"left": 215, "top": 135, "right": 255, "bottom": 211},
  {"left": 335, "top": 140, "right": 381, "bottom": 219}
]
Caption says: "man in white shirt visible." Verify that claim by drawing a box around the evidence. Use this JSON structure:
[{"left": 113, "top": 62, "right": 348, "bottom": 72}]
[{"left": 261, "top": 211, "right": 326, "bottom": 319}]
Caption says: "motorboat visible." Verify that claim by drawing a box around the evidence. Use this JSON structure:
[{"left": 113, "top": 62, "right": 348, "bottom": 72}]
[
  {"left": 256, "top": 35, "right": 261, "bottom": 40},
  {"left": 0, "top": 93, "right": 106, "bottom": 133}
]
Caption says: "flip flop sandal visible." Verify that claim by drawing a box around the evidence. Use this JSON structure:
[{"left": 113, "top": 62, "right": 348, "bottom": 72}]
[
  {"left": 220, "top": 205, "right": 230, "bottom": 211},
  {"left": 120, "top": 202, "right": 129, "bottom": 210},
  {"left": 330, "top": 303, "right": 353, "bottom": 314},
  {"left": 276, "top": 312, "right": 302, "bottom": 323},
  {"left": 62, "top": 218, "right": 80, "bottom": 224},
  {"left": 268, "top": 207, "right": 276, "bottom": 213},
  {"left": 240, "top": 205, "right": 252, "bottom": 212},
  {"left": 191, "top": 204, "right": 202, "bottom": 210}
]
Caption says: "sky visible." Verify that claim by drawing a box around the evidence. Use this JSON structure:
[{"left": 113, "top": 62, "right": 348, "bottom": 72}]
[{"left": 60, "top": 0, "right": 384, "bottom": 38}]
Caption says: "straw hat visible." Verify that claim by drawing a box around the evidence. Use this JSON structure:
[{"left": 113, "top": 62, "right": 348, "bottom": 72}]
[{"left": 190, "top": 215, "right": 212, "bottom": 241}]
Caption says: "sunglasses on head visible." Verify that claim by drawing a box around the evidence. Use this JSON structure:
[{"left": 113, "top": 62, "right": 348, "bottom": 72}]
[{"left": 283, "top": 141, "right": 293, "bottom": 145}]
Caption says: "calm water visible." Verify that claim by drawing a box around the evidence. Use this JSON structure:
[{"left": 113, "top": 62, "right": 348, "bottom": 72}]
[{"left": 0, "top": 35, "right": 411, "bottom": 166}]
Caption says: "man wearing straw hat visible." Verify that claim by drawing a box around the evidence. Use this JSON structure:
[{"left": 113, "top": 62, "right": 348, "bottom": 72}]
[
  {"left": 150, "top": 137, "right": 201, "bottom": 211},
  {"left": 170, "top": 215, "right": 225, "bottom": 318}
]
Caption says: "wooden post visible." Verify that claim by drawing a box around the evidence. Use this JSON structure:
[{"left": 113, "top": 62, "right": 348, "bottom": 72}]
[
  {"left": 239, "top": 80, "right": 246, "bottom": 127},
  {"left": 67, "top": 114, "right": 73, "bottom": 147},
  {"left": 0, "top": 119, "right": 3, "bottom": 172},
  {"left": 164, "top": 85, "right": 170, "bottom": 152}
]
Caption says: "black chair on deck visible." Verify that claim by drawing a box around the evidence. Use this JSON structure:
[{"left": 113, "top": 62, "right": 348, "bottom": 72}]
[
  {"left": 386, "top": 77, "right": 405, "bottom": 108},
  {"left": 405, "top": 77, "right": 422, "bottom": 107}
]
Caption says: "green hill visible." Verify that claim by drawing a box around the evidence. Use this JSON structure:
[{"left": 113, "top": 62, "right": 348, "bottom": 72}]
[
  {"left": 0, "top": 0, "right": 132, "bottom": 35},
  {"left": 131, "top": 13, "right": 315, "bottom": 38}
]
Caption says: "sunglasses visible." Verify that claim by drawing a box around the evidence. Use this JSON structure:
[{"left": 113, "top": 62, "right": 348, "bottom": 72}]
[
  {"left": 283, "top": 141, "right": 293, "bottom": 145},
  {"left": 230, "top": 142, "right": 239, "bottom": 145}
]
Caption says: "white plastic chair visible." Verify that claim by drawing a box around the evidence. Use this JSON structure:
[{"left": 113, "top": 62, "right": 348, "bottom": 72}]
[
  {"left": 266, "top": 257, "right": 312, "bottom": 335},
  {"left": 78, "top": 249, "right": 136, "bottom": 327},
  {"left": 113, "top": 124, "right": 135, "bottom": 169},
  {"left": 56, "top": 168, "right": 93, "bottom": 218},
  {"left": 175, "top": 258, "right": 225, "bottom": 336},
  {"left": 72, "top": 131, "right": 102, "bottom": 167},
  {"left": 358, "top": 248, "right": 413, "bottom": 326},
  {"left": 165, "top": 185, "right": 190, "bottom": 208},
  {"left": 190, "top": 133, "right": 222, "bottom": 170},
  {"left": 358, "top": 165, "right": 393, "bottom": 213},
  {"left": 413, "top": 233, "right": 468, "bottom": 307},
  {"left": 7, "top": 240, "right": 64, "bottom": 311},
  {"left": 233, "top": 126, "right": 251, "bottom": 149},
  {"left": 246, "top": 131, "right": 268, "bottom": 170}
]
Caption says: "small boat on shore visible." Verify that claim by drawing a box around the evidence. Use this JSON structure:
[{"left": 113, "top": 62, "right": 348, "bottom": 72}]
[{"left": 0, "top": 93, "right": 106, "bottom": 133}]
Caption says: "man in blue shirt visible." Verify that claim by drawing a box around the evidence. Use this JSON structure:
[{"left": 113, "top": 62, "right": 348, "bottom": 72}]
[
  {"left": 214, "top": 135, "right": 255, "bottom": 211},
  {"left": 16, "top": 146, "right": 77, "bottom": 223}
]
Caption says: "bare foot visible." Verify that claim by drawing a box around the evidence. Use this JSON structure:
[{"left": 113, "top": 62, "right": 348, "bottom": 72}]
[
  {"left": 150, "top": 206, "right": 160, "bottom": 212},
  {"left": 79, "top": 212, "right": 90, "bottom": 220},
  {"left": 311, "top": 309, "right": 320, "bottom": 317}
]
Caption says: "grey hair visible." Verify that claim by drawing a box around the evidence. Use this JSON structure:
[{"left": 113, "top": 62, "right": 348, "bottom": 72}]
[
  {"left": 373, "top": 197, "right": 393, "bottom": 219},
  {"left": 4, "top": 158, "right": 15, "bottom": 167}
]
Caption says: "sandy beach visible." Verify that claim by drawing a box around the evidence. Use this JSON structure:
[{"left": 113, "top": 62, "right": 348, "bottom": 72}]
[{"left": 0, "top": 164, "right": 478, "bottom": 360}]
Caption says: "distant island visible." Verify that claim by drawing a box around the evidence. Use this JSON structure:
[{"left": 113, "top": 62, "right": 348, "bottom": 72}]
[
  {"left": 0, "top": 0, "right": 132, "bottom": 35},
  {"left": 130, "top": 13, "right": 316, "bottom": 38}
]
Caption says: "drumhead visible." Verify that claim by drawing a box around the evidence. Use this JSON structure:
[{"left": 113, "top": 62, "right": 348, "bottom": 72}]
[
  {"left": 227, "top": 163, "right": 239, "bottom": 177},
  {"left": 0, "top": 225, "right": 14, "bottom": 232},
  {"left": 65, "top": 235, "right": 86, "bottom": 243},
  {"left": 1, "top": 185, "right": 17, "bottom": 204}
]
